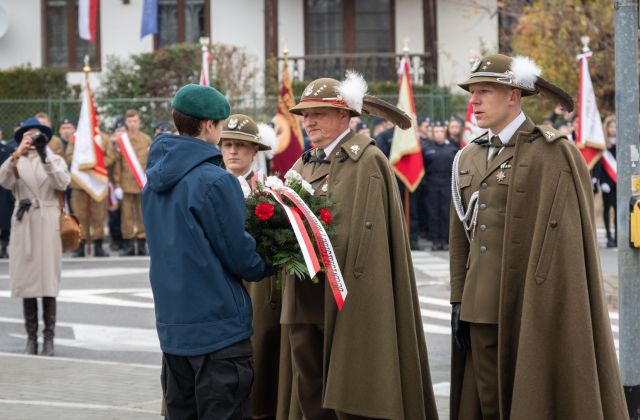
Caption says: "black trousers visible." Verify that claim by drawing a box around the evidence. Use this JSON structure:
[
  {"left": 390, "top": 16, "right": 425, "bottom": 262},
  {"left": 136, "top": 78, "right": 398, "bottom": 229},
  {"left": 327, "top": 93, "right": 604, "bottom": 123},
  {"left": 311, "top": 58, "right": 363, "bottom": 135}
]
[{"left": 161, "top": 339, "right": 253, "bottom": 420}]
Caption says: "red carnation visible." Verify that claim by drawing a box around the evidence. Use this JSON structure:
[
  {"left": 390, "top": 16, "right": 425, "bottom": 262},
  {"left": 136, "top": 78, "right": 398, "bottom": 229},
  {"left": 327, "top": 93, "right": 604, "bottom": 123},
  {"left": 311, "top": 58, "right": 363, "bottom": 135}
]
[
  {"left": 318, "top": 208, "right": 332, "bottom": 225},
  {"left": 255, "top": 203, "right": 275, "bottom": 221}
]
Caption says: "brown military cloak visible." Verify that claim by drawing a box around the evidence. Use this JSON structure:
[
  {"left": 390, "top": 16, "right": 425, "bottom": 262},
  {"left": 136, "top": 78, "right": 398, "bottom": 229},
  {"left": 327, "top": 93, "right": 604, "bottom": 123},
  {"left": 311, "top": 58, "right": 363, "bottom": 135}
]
[
  {"left": 449, "top": 124, "right": 627, "bottom": 419},
  {"left": 291, "top": 132, "right": 439, "bottom": 420}
]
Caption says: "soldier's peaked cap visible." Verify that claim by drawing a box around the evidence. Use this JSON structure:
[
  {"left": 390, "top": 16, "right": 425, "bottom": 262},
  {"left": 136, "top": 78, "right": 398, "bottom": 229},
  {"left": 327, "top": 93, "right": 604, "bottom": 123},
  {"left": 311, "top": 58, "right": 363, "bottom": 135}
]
[{"left": 220, "top": 114, "right": 271, "bottom": 151}]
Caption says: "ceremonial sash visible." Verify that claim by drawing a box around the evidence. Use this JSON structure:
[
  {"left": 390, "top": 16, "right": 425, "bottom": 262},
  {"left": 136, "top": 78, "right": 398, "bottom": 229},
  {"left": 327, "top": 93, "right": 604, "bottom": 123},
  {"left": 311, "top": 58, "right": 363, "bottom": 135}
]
[
  {"left": 118, "top": 133, "right": 147, "bottom": 189},
  {"left": 265, "top": 186, "right": 348, "bottom": 311}
]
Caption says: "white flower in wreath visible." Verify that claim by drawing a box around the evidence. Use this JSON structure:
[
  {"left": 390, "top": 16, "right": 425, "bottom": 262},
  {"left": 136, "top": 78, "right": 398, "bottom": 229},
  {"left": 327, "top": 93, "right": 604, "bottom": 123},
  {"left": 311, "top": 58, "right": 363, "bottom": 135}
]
[
  {"left": 300, "top": 180, "right": 315, "bottom": 195},
  {"left": 284, "top": 170, "right": 303, "bottom": 185},
  {"left": 265, "top": 176, "right": 284, "bottom": 190}
]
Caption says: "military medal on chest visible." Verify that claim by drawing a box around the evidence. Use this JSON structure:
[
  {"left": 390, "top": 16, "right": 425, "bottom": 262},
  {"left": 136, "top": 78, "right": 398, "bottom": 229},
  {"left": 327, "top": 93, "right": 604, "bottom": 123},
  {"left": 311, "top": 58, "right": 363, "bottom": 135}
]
[{"left": 496, "top": 160, "right": 510, "bottom": 182}]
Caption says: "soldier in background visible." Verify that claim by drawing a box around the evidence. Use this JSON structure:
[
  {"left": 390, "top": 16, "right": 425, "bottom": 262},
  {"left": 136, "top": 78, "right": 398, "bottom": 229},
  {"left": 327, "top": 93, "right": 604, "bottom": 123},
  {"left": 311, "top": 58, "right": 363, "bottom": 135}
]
[
  {"left": 108, "top": 117, "right": 126, "bottom": 251},
  {"left": 35, "top": 112, "right": 65, "bottom": 157},
  {"left": 0, "top": 124, "right": 15, "bottom": 258},
  {"left": 57, "top": 117, "right": 76, "bottom": 210},
  {"left": 423, "top": 121, "right": 457, "bottom": 251},
  {"left": 447, "top": 116, "right": 464, "bottom": 146},
  {"left": 113, "top": 109, "right": 151, "bottom": 256},
  {"left": 66, "top": 128, "right": 115, "bottom": 257}
]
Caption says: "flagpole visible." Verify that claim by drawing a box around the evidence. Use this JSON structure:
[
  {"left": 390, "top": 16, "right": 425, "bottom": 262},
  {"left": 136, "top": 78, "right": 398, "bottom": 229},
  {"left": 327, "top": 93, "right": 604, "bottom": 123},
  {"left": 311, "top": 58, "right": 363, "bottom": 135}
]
[{"left": 83, "top": 55, "right": 93, "bottom": 257}]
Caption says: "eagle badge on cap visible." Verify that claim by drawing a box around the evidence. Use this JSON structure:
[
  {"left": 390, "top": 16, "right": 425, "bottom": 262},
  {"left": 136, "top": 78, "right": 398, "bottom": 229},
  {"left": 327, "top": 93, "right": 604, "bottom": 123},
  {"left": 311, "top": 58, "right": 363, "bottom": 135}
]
[
  {"left": 304, "top": 83, "right": 315, "bottom": 97},
  {"left": 471, "top": 58, "right": 481, "bottom": 72},
  {"left": 350, "top": 145, "right": 360, "bottom": 155},
  {"left": 228, "top": 118, "right": 238, "bottom": 129}
]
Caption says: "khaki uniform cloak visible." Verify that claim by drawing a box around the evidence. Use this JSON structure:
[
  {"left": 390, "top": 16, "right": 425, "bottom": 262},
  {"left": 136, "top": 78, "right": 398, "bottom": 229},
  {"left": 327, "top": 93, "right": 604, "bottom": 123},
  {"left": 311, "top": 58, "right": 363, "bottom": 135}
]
[
  {"left": 287, "top": 132, "right": 439, "bottom": 420},
  {"left": 449, "top": 121, "right": 627, "bottom": 419}
]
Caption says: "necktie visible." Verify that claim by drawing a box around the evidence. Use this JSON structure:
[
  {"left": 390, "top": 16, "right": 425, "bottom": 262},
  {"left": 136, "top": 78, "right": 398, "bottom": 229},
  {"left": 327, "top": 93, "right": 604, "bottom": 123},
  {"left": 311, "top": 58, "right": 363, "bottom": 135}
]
[
  {"left": 313, "top": 148, "right": 326, "bottom": 170},
  {"left": 488, "top": 135, "right": 503, "bottom": 162}
]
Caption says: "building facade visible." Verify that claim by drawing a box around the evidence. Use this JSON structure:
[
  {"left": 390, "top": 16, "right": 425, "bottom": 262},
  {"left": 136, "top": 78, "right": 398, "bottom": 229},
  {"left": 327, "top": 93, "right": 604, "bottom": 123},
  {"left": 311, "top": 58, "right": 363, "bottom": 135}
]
[{"left": 0, "top": 0, "right": 497, "bottom": 90}]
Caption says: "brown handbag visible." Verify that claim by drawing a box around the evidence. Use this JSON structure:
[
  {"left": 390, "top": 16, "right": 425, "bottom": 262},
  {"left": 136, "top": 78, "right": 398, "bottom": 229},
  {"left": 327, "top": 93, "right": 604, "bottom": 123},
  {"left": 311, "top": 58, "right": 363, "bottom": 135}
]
[{"left": 57, "top": 192, "right": 81, "bottom": 252}]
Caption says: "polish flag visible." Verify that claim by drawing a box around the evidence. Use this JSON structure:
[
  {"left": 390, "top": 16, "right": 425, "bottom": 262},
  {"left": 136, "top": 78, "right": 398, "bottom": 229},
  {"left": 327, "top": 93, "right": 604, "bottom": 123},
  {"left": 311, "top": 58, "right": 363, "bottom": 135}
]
[
  {"left": 71, "top": 78, "right": 109, "bottom": 201},
  {"left": 390, "top": 56, "right": 424, "bottom": 192},
  {"left": 199, "top": 48, "right": 212, "bottom": 86},
  {"left": 576, "top": 49, "right": 605, "bottom": 169},
  {"left": 78, "top": 0, "right": 99, "bottom": 44}
]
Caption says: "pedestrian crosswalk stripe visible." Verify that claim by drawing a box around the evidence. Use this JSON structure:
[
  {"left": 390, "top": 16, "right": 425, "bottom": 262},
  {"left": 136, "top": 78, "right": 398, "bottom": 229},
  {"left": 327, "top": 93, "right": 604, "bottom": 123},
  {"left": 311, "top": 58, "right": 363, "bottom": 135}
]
[{"left": 418, "top": 296, "right": 450, "bottom": 307}]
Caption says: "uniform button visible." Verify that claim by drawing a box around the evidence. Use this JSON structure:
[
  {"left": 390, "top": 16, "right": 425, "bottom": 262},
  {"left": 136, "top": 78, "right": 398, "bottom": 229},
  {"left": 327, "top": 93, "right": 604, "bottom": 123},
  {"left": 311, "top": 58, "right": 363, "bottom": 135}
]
[
  {"left": 480, "top": 224, "right": 487, "bottom": 232},
  {"left": 480, "top": 246, "right": 487, "bottom": 253},
  {"left": 480, "top": 203, "right": 487, "bottom": 210},
  {"left": 365, "top": 221, "right": 373, "bottom": 229},
  {"left": 481, "top": 182, "right": 488, "bottom": 189},
  {"left": 550, "top": 220, "right": 558, "bottom": 228}
]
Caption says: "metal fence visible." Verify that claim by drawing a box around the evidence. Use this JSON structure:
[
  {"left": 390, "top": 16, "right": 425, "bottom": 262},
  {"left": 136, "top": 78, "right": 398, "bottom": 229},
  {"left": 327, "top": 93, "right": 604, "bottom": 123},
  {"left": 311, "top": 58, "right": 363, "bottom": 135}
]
[{"left": 0, "top": 93, "right": 459, "bottom": 138}]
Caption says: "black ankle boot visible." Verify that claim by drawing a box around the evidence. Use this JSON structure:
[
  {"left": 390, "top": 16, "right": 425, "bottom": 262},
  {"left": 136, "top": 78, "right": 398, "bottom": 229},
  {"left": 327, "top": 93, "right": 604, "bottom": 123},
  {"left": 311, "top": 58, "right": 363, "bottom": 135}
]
[
  {"left": 119, "top": 239, "right": 135, "bottom": 256},
  {"left": 23, "top": 298, "right": 38, "bottom": 355},
  {"left": 73, "top": 240, "right": 86, "bottom": 258},
  {"left": 93, "top": 239, "right": 109, "bottom": 257},
  {"left": 136, "top": 238, "right": 148, "bottom": 256},
  {"left": 40, "top": 297, "right": 56, "bottom": 356}
]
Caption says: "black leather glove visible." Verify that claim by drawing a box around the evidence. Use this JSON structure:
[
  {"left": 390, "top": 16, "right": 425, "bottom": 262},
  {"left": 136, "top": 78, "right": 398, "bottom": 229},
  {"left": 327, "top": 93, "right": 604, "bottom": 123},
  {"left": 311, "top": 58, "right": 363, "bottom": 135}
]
[{"left": 452, "top": 302, "right": 471, "bottom": 352}]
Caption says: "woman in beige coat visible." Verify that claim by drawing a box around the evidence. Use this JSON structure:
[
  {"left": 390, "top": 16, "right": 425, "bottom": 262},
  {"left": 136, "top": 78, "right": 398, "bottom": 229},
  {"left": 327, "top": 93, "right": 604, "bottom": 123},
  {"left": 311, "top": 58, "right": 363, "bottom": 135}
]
[{"left": 0, "top": 118, "right": 70, "bottom": 356}]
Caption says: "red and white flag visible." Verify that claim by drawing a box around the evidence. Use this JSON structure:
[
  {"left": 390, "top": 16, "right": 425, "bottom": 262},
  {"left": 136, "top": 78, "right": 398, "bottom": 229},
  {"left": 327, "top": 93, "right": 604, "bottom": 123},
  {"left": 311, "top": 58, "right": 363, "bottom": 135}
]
[
  {"left": 71, "top": 79, "right": 109, "bottom": 201},
  {"left": 602, "top": 149, "right": 617, "bottom": 183},
  {"left": 462, "top": 98, "right": 483, "bottom": 148},
  {"left": 78, "top": 0, "right": 99, "bottom": 44},
  {"left": 199, "top": 48, "right": 211, "bottom": 86},
  {"left": 389, "top": 56, "right": 424, "bottom": 192},
  {"left": 576, "top": 49, "right": 605, "bottom": 169}
]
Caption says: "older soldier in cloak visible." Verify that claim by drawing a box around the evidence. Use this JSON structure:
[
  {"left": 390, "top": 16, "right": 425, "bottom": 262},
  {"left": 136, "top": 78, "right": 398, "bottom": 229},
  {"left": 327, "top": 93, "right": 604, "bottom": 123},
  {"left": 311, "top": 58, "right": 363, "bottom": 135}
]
[
  {"left": 284, "top": 73, "right": 439, "bottom": 420},
  {"left": 449, "top": 53, "right": 627, "bottom": 420}
]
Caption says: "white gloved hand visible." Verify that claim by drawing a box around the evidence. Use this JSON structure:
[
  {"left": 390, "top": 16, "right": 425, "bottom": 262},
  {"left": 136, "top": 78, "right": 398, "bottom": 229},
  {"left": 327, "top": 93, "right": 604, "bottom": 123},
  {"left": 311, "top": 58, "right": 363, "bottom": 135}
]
[
  {"left": 601, "top": 182, "right": 611, "bottom": 194},
  {"left": 114, "top": 187, "right": 124, "bottom": 200}
]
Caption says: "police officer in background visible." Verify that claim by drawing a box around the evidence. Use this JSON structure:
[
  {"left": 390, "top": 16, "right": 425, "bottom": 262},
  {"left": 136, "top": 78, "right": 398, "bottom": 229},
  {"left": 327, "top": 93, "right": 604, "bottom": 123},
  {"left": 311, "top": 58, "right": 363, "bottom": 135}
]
[
  {"left": 423, "top": 121, "right": 457, "bottom": 251},
  {"left": 0, "top": 125, "right": 15, "bottom": 258}
]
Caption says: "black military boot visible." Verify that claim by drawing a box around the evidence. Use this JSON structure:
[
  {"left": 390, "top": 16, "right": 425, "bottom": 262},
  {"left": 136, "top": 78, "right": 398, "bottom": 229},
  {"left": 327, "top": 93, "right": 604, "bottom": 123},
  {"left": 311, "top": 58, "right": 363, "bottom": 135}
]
[
  {"left": 40, "top": 297, "right": 56, "bottom": 356},
  {"left": 23, "top": 298, "right": 38, "bottom": 355},
  {"left": 73, "top": 240, "right": 86, "bottom": 258},
  {"left": 93, "top": 239, "right": 109, "bottom": 257},
  {"left": 136, "top": 238, "right": 148, "bottom": 256},
  {"left": 119, "top": 239, "right": 135, "bottom": 256},
  {"left": 0, "top": 237, "right": 8, "bottom": 259}
]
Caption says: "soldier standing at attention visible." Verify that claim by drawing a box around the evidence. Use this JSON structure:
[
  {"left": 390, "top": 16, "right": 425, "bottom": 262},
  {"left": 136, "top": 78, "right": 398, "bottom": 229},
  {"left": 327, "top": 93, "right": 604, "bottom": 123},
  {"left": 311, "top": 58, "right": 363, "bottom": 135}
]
[
  {"left": 449, "top": 53, "right": 627, "bottom": 420},
  {"left": 423, "top": 121, "right": 457, "bottom": 251},
  {"left": 113, "top": 109, "right": 151, "bottom": 256},
  {"left": 65, "top": 126, "right": 114, "bottom": 257}
]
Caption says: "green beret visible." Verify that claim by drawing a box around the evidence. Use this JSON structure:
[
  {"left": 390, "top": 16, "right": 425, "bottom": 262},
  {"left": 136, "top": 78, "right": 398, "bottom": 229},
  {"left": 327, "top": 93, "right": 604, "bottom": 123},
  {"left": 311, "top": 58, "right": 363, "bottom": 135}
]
[{"left": 171, "top": 84, "right": 231, "bottom": 121}]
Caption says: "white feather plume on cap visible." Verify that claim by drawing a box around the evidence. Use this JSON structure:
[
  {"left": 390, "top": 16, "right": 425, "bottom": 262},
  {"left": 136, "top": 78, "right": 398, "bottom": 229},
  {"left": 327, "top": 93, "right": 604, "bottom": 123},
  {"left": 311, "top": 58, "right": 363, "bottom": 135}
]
[
  {"left": 510, "top": 56, "right": 542, "bottom": 89},
  {"left": 336, "top": 70, "right": 368, "bottom": 114},
  {"left": 257, "top": 123, "right": 277, "bottom": 159}
]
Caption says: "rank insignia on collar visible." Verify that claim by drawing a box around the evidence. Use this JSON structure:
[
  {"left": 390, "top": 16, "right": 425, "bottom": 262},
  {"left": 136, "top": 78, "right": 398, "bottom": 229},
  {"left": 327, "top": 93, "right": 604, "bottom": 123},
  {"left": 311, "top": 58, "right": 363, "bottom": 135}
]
[
  {"left": 545, "top": 130, "right": 554, "bottom": 139},
  {"left": 350, "top": 145, "right": 360, "bottom": 155},
  {"left": 228, "top": 118, "right": 238, "bottom": 129},
  {"left": 496, "top": 170, "right": 506, "bottom": 182},
  {"left": 322, "top": 183, "right": 328, "bottom": 192}
]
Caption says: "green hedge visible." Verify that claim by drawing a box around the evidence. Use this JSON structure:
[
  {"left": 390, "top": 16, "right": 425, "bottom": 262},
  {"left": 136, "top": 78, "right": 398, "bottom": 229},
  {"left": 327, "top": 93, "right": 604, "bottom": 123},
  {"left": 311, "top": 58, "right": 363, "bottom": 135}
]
[{"left": 0, "top": 66, "right": 71, "bottom": 100}]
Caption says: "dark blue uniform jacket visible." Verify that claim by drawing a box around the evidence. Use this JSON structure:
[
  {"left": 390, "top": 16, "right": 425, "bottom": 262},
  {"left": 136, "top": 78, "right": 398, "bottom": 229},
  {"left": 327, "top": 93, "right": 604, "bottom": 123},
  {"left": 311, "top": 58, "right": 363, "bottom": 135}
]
[{"left": 142, "top": 134, "right": 266, "bottom": 356}]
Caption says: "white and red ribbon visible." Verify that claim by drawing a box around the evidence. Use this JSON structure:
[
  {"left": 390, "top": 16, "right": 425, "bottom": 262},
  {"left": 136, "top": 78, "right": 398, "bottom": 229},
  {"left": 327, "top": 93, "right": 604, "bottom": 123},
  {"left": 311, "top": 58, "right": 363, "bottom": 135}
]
[
  {"left": 265, "top": 188, "right": 321, "bottom": 279},
  {"left": 602, "top": 149, "right": 617, "bottom": 183},
  {"left": 279, "top": 188, "right": 348, "bottom": 311},
  {"left": 118, "top": 132, "right": 147, "bottom": 189}
]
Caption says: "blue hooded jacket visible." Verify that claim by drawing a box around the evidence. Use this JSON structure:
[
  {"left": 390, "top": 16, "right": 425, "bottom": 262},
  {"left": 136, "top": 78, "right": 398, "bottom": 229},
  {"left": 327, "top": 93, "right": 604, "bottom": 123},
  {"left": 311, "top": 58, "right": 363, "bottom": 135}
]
[{"left": 142, "top": 134, "right": 266, "bottom": 356}]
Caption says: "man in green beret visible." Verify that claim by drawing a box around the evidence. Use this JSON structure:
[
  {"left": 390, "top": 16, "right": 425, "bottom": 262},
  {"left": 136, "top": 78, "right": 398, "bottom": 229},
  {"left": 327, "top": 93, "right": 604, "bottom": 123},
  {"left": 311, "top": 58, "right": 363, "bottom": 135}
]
[
  {"left": 142, "top": 84, "right": 272, "bottom": 419},
  {"left": 449, "top": 54, "right": 627, "bottom": 419},
  {"left": 284, "top": 74, "right": 439, "bottom": 420}
]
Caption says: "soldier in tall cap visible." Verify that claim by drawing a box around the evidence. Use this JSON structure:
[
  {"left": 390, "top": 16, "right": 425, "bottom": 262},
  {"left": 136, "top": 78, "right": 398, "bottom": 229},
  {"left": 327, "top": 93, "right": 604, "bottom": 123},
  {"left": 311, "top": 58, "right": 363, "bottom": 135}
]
[
  {"left": 65, "top": 122, "right": 115, "bottom": 257},
  {"left": 113, "top": 109, "right": 152, "bottom": 256},
  {"left": 219, "top": 114, "right": 301, "bottom": 420},
  {"left": 57, "top": 116, "right": 76, "bottom": 155},
  {"left": 423, "top": 121, "right": 457, "bottom": 251},
  {"left": 285, "top": 73, "right": 438, "bottom": 420},
  {"left": 449, "top": 53, "right": 627, "bottom": 420}
]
